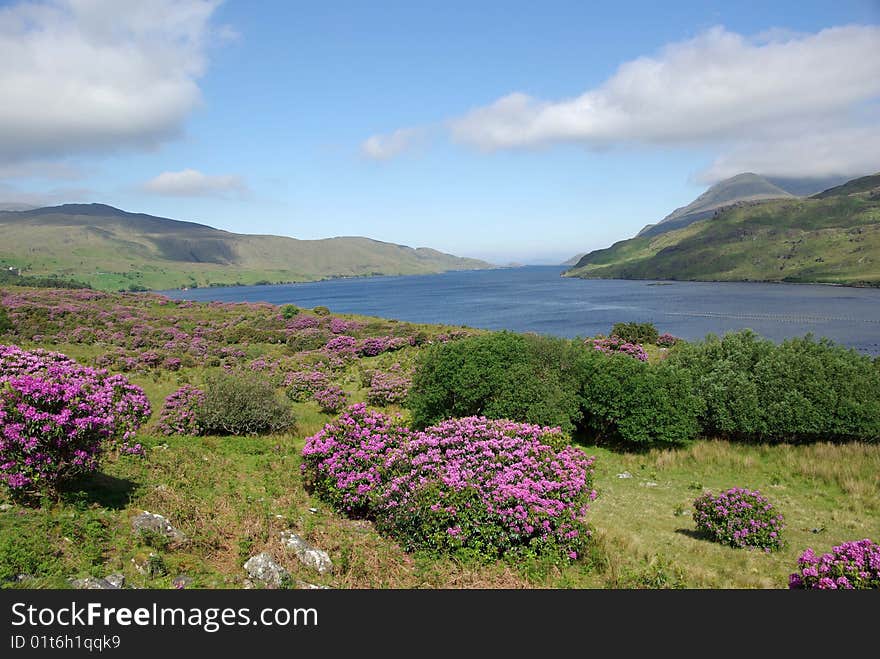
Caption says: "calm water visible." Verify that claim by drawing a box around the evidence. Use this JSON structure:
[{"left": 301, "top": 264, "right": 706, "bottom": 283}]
[{"left": 160, "top": 266, "right": 880, "bottom": 354}]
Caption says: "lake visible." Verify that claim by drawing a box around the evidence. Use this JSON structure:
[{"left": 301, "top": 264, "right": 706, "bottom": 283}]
[{"left": 160, "top": 266, "right": 880, "bottom": 354}]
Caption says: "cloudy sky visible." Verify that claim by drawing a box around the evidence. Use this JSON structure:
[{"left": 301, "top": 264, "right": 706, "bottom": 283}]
[{"left": 1, "top": 0, "right": 878, "bottom": 263}]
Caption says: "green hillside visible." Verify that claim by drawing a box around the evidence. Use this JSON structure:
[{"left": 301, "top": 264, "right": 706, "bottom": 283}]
[
  {"left": 565, "top": 174, "right": 880, "bottom": 286},
  {"left": 0, "top": 204, "right": 491, "bottom": 291}
]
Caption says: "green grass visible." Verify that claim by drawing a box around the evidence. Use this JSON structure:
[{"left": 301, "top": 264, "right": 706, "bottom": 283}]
[{"left": 3, "top": 358, "right": 877, "bottom": 589}]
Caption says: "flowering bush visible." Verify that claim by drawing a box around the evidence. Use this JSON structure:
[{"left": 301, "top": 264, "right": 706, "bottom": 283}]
[
  {"left": 156, "top": 385, "right": 206, "bottom": 436},
  {"left": 366, "top": 370, "right": 411, "bottom": 406},
  {"left": 692, "top": 488, "right": 785, "bottom": 551},
  {"left": 301, "top": 404, "right": 597, "bottom": 561},
  {"left": 788, "top": 538, "right": 880, "bottom": 589},
  {"left": 587, "top": 336, "right": 649, "bottom": 361},
  {"left": 324, "top": 335, "right": 359, "bottom": 358},
  {"left": 0, "top": 345, "right": 151, "bottom": 494},
  {"left": 313, "top": 386, "right": 348, "bottom": 414},
  {"left": 656, "top": 333, "right": 679, "bottom": 347},
  {"left": 284, "top": 370, "right": 329, "bottom": 402},
  {"left": 359, "top": 336, "right": 409, "bottom": 357}
]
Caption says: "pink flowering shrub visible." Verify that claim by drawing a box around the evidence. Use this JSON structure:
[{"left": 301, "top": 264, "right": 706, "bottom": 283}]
[
  {"left": 692, "top": 488, "right": 785, "bottom": 551},
  {"left": 313, "top": 386, "right": 348, "bottom": 414},
  {"left": 656, "top": 333, "right": 679, "bottom": 347},
  {"left": 788, "top": 538, "right": 880, "bottom": 589},
  {"left": 156, "top": 385, "right": 206, "bottom": 436},
  {"left": 366, "top": 370, "right": 411, "bottom": 406},
  {"left": 587, "top": 336, "right": 649, "bottom": 361},
  {"left": 0, "top": 345, "right": 151, "bottom": 495},
  {"left": 301, "top": 404, "right": 597, "bottom": 561},
  {"left": 284, "top": 370, "right": 330, "bottom": 402}
]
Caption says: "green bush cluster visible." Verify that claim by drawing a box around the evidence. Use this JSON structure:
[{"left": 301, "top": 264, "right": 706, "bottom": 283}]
[
  {"left": 0, "top": 305, "right": 11, "bottom": 334},
  {"left": 281, "top": 304, "right": 299, "bottom": 319},
  {"left": 198, "top": 371, "right": 294, "bottom": 436},
  {"left": 408, "top": 332, "right": 581, "bottom": 432},
  {"left": 669, "top": 331, "right": 880, "bottom": 443},
  {"left": 408, "top": 328, "right": 880, "bottom": 447},
  {"left": 611, "top": 322, "right": 659, "bottom": 344},
  {"left": 408, "top": 332, "right": 700, "bottom": 444}
]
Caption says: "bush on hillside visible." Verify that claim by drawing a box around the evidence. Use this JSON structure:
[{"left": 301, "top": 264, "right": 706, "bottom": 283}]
[
  {"left": 0, "top": 305, "right": 12, "bottom": 334},
  {"left": 788, "top": 539, "right": 880, "bottom": 589},
  {"left": 198, "top": 371, "right": 294, "bottom": 435},
  {"left": 156, "top": 385, "right": 206, "bottom": 436},
  {"left": 407, "top": 331, "right": 581, "bottom": 432},
  {"left": 576, "top": 350, "right": 702, "bottom": 445},
  {"left": 611, "top": 322, "right": 659, "bottom": 344},
  {"left": 692, "top": 488, "right": 785, "bottom": 551},
  {"left": 669, "top": 330, "right": 880, "bottom": 443},
  {"left": 301, "top": 404, "right": 597, "bottom": 561},
  {"left": 0, "top": 345, "right": 150, "bottom": 495},
  {"left": 281, "top": 304, "right": 299, "bottom": 319}
]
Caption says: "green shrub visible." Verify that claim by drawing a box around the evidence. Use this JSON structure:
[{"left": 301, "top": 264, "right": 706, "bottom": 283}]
[
  {"left": 281, "top": 304, "right": 299, "bottom": 319},
  {"left": 576, "top": 351, "right": 702, "bottom": 445},
  {"left": 198, "top": 371, "right": 294, "bottom": 435},
  {"left": 407, "top": 331, "right": 581, "bottom": 432},
  {"left": 313, "top": 306, "right": 331, "bottom": 316},
  {"left": 0, "top": 305, "right": 11, "bottom": 334},
  {"left": 611, "top": 322, "right": 659, "bottom": 344},
  {"left": 669, "top": 330, "right": 880, "bottom": 443}
]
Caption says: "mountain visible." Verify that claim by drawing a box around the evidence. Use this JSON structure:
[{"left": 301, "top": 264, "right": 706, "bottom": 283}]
[
  {"left": 636, "top": 173, "right": 795, "bottom": 239},
  {"left": 561, "top": 253, "right": 586, "bottom": 266},
  {"left": 564, "top": 173, "right": 880, "bottom": 287},
  {"left": 0, "top": 203, "right": 492, "bottom": 291}
]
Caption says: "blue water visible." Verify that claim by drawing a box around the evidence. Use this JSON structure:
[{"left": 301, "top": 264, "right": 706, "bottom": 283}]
[{"left": 160, "top": 266, "right": 880, "bottom": 354}]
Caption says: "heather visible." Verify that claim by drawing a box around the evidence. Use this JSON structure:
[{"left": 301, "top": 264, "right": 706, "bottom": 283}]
[
  {"left": 692, "top": 488, "right": 785, "bottom": 551},
  {"left": 0, "top": 344, "right": 150, "bottom": 495},
  {"left": 789, "top": 539, "right": 880, "bottom": 589},
  {"left": 301, "top": 404, "right": 596, "bottom": 561}
]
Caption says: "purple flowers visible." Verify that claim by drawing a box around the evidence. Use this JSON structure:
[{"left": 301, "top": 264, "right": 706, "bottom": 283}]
[
  {"left": 366, "top": 368, "right": 411, "bottom": 406},
  {"left": 313, "top": 386, "right": 348, "bottom": 414},
  {"left": 156, "top": 385, "right": 206, "bottom": 436},
  {"left": 0, "top": 345, "right": 151, "bottom": 494},
  {"left": 789, "top": 539, "right": 880, "bottom": 589},
  {"left": 656, "top": 333, "right": 679, "bottom": 347},
  {"left": 692, "top": 488, "right": 785, "bottom": 551},
  {"left": 284, "top": 370, "right": 330, "bottom": 402},
  {"left": 587, "top": 336, "right": 649, "bottom": 361},
  {"left": 301, "top": 404, "right": 597, "bottom": 560}
]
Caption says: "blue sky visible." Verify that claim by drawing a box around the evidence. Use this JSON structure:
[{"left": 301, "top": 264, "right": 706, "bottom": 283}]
[{"left": 1, "top": 1, "right": 879, "bottom": 264}]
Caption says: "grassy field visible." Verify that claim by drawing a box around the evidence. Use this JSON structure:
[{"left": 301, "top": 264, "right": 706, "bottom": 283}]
[{"left": 2, "top": 350, "right": 877, "bottom": 590}]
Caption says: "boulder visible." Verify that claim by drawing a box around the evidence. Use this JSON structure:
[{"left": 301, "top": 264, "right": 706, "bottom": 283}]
[
  {"left": 131, "top": 511, "right": 187, "bottom": 543},
  {"left": 280, "top": 531, "right": 332, "bottom": 574},
  {"left": 243, "top": 552, "right": 289, "bottom": 588}
]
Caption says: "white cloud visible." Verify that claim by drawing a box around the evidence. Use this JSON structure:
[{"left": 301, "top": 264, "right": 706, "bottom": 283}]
[
  {"left": 0, "top": 0, "right": 224, "bottom": 162},
  {"left": 362, "top": 25, "right": 878, "bottom": 179},
  {"left": 361, "top": 127, "right": 425, "bottom": 160},
  {"left": 142, "top": 168, "right": 247, "bottom": 198}
]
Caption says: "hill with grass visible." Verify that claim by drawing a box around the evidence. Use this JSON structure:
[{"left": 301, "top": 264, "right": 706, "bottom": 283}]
[
  {"left": 565, "top": 173, "right": 880, "bottom": 286},
  {"left": 0, "top": 203, "right": 491, "bottom": 291}
]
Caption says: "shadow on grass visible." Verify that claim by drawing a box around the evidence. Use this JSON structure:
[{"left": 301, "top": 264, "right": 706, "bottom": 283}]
[
  {"left": 674, "top": 528, "right": 713, "bottom": 543},
  {"left": 58, "top": 472, "right": 138, "bottom": 510}
]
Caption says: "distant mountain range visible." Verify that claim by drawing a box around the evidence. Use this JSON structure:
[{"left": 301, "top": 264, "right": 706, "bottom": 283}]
[
  {"left": 564, "top": 173, "right": 880, "bottom": 287},
  {"left": 0, "top": 203, "right": 491, "bottom": 291}
]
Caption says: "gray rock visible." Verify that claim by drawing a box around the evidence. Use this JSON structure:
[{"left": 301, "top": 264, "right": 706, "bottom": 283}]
[
  {"left": 616, "top": 472, "right": 633, "bottom": 479},
  {"left": 643, "top": 481, "right": 659, "bottom": 487},
  {"left": 296, "top": 580, "right": 331, "bottom": 590},
  {"left": 0, "top": 503, "right": 12, "bottom": 512},
  {"left": 70, "top": 577, "right": 119, "bottom": 590},
  {"left": 131, "top": 511, "right": 186, "bottom": 543},
  {"left": 104, "top": 573, "right": 125, "bottom": 589},
  {"left": 243, "top": 552, "right": 289, "bottom": 588},
  {"left": 280, "top": 531, "right": 333, "bottom": 575}
]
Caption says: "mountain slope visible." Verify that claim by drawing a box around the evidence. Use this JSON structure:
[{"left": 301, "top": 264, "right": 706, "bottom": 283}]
[
  {"left": 565, "top": 173, "right": 880, "bottom": 286},
  {"left": 637, "top": 173, "right": 795, "bottom": 239},
  {"left": 0, "top": 203, "right": 491, "bottom": 291}
]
